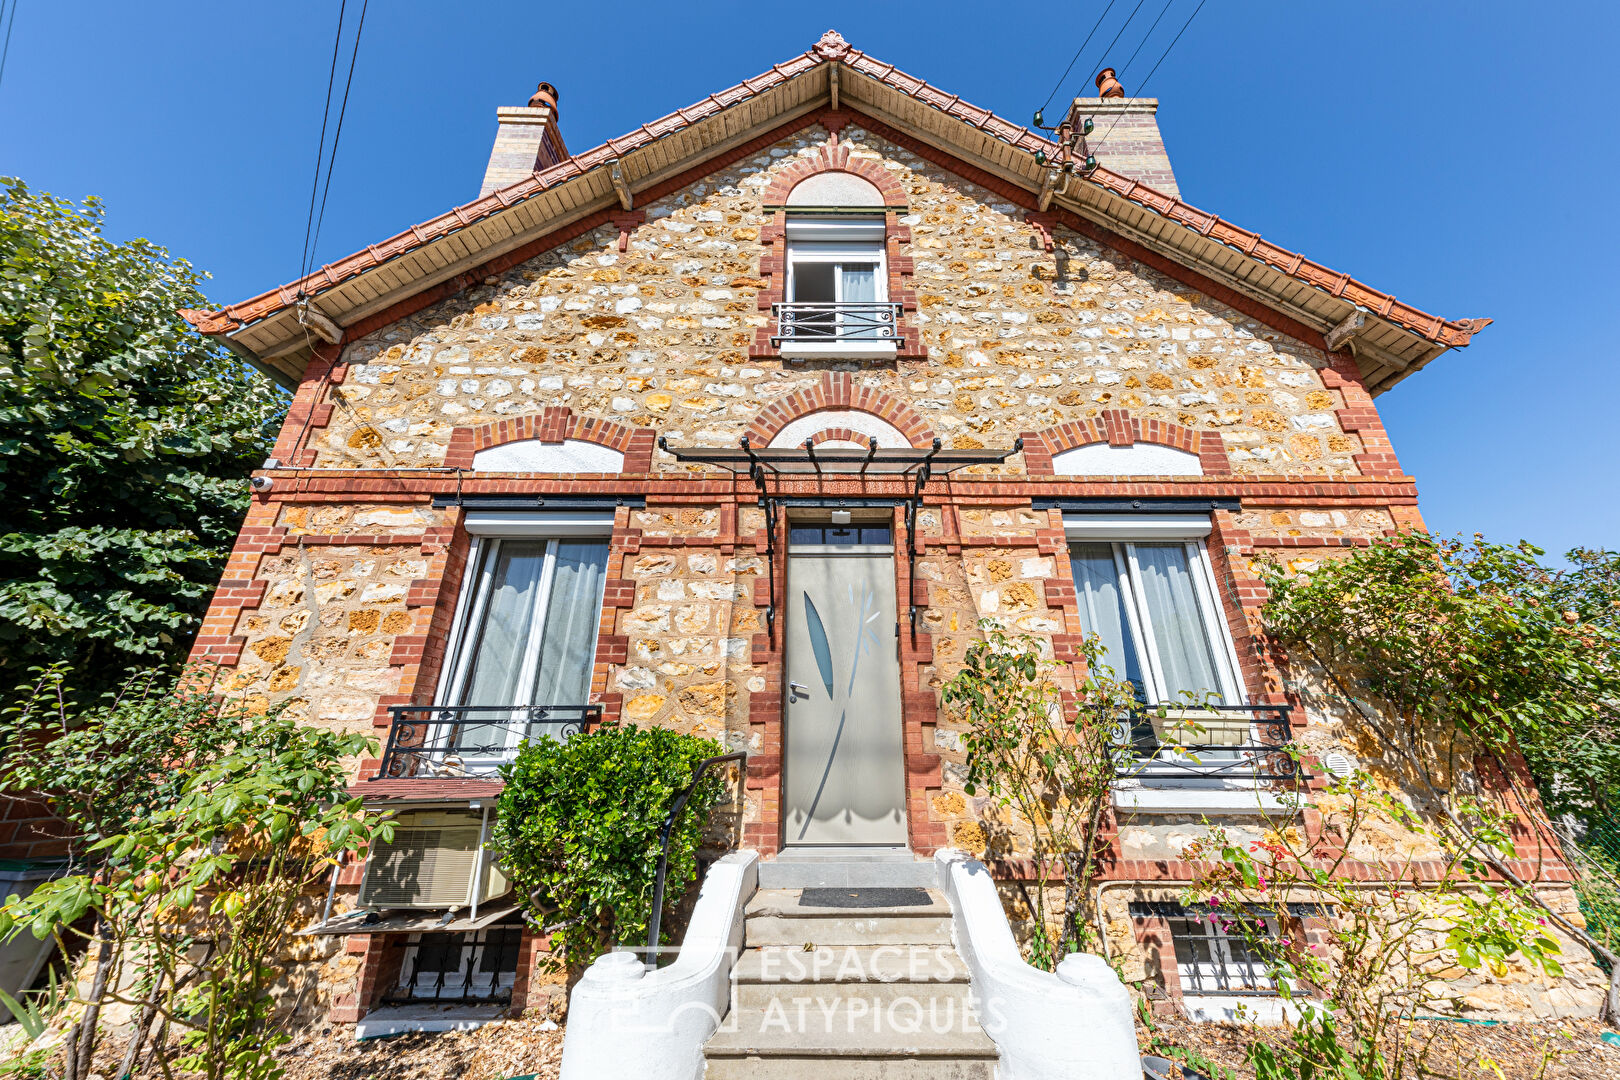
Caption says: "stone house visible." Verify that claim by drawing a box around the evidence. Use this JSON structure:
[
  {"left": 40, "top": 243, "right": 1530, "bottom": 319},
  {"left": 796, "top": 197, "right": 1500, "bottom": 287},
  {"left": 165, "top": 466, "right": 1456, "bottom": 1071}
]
[{"left": 168, "top": 30, "right": 1604, "bottom": 1037}]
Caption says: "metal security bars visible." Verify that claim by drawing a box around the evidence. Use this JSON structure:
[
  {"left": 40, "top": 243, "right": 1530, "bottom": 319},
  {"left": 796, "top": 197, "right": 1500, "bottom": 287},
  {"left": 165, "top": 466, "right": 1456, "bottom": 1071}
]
[
  {"left": 384, "top": 927, "right": 523, "bottom": 1004},
  {"left": 771, "top": 301, "right": 902, "bottom": 344},
  {"left": 379, "top": 704, "right": 602, "bottom": 779},
  {"left": 1113, "top": 703, "right": 1299, "bottom": 783}
]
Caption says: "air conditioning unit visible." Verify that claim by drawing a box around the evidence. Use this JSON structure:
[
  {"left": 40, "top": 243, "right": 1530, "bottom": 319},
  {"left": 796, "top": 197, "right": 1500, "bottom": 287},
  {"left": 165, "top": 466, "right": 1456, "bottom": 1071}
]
[{"left": 359, "top": 809, "right": 511, "bottom": 911}]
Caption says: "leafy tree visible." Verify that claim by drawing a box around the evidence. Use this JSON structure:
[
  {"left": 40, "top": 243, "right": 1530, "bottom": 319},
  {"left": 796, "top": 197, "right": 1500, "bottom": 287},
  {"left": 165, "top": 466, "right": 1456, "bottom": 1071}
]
[
  {"left": 1258, "top": 532, "right": 1620, "bottom": 1023},
  {"left": 491, "top": 724, "right": 729, "bottom": 971},
  {"left": 0, "top": 178, "right": 283, "bottom": 703},
  {"left": 940, "top": 623, "right": 1184, "bottom": 968},
  {"left": 0, "top": 666, "right": 384, "bottom": 1080}
]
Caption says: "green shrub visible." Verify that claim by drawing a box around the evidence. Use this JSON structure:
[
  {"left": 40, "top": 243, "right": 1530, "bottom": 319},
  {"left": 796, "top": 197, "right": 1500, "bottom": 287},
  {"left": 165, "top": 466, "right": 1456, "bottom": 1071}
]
[{"left": 491, "top": 724, "right": 726, "bottom": 970}]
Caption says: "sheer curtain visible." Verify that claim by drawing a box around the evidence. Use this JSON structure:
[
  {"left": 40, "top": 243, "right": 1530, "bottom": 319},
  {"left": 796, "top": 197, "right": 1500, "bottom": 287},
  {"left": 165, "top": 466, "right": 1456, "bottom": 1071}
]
[
  {"left": 1069, "top": 543, "right": 1146, "bottom": 695},
  {"left": 1132, "top": 544, "right": 1223, "bottom": 701},
  {"left": 840, "top": 263, "right": 878, "bottom": 338},
  {"left": 531, "top": 541, "right": 609, "bottom": 709},
  {"left": 456, "top": 539, "right": 548, "bottom": 750}
]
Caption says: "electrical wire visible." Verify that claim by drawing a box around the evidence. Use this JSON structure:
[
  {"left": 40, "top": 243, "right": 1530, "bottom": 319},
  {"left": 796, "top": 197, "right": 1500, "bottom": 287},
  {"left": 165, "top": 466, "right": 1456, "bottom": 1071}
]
[
  {"left": 1039, "top": 0, "right": 1120, "bottom": 118},
  {"left": 1091, "top": 0, "right": 1210, "bottom": 160},
  {"left": 1090, "top": 0, "right": 1151, "bottom": 86},
  {"left": 0, "top": 0, "right": 19, "bottom": 95},
  {"left": 306, "top": 0, "right": 368, "bottom": 281},
  {"left": 297, "top": 0, "right": 349, "bottom": 298},
  {"left": 1117, "top": 0, "right": 1177, "bottom": 85}
]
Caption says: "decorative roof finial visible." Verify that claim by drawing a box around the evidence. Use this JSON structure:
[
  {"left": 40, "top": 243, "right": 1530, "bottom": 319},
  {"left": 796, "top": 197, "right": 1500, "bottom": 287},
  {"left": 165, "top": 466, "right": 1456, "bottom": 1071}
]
[{"left": 814, "top": 29, "right": 852, "bottom": 60}]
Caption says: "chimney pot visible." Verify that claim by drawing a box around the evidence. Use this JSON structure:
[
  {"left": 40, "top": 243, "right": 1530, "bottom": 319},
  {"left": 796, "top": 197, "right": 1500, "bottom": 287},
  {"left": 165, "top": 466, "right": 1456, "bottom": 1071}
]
[
  {"left": 1095, "top": 67, "right": 1124, "bottom": 98},
  {"left": 528, "top": 81, "right": 560, "bottom": 113}
]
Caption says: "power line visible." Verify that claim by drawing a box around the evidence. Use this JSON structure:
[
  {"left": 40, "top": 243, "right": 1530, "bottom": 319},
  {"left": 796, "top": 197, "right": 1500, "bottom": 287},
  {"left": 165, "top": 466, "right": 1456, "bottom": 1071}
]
[
  {"left": 0, "top": 0, "right": 20, "bottom": 95},
  {"left": 1092, "top": 0, "right": 1210, "bottom": 161},
  {"left": 1039, "top": 0, "right": 1120, "bottom": 118},
  {"left": 306, "top": 0, "right": 368, "bottom": 278},
  {"left": 297, "top": 0, "right": 349, "bottom": 297},
  {"left": 1117, "top": 0, "right": 1176, "bottom": 85},
  {"left": 1090, "top": 0, "right": 1151, "bottom": 85}
]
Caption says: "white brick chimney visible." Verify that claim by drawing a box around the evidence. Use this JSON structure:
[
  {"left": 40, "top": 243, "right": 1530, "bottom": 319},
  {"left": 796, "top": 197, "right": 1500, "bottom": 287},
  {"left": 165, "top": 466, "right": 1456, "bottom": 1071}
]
[{"left": 1074, "top": 69, "right": 1179, "bottom": 198}]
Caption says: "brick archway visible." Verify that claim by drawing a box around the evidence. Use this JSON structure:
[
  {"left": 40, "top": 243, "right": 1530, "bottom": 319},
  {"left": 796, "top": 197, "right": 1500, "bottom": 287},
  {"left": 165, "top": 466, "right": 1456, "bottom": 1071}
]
[
  {"left": 745, "top": 372, "right": 935, "bottom": 448},
  {"left": 1021, "top": 410, "right": 1229, "bottom": 475},
  {"left": 761, "top": 133, "right": 910, "bottom": 208},
  {"left": 445, "top": 407, "right": 655, "bottom": 472}
]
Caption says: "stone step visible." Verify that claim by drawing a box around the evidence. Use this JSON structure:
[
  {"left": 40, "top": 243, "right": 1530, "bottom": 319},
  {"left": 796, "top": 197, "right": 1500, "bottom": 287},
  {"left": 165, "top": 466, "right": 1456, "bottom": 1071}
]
[
  {"left": 745, "top": 888, "right": 952, "bottom": 920},
  {"left": 703, "top": 1002, "right": 997, "bottom": 1057},
  {"left": 734, "top": 944, "right": 971, "bottom": 984},
  {"left": 701, "top": 1056, "right": 995, "bottom": 1080},
  {"left": 759, "top": 851, "right": 937, "bottom": 890},
  {"left": 734, "top": 977, "right": 974, "bottom": 1012},
  {"left": 744, "top": 888, "right": 955, "bottom": 947}
]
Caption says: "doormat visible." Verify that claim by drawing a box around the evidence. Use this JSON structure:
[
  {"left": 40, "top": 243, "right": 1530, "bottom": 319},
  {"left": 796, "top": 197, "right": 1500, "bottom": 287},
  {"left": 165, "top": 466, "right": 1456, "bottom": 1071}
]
[{"left": 799, "top": 887, "right": 932, "bottom": 908}]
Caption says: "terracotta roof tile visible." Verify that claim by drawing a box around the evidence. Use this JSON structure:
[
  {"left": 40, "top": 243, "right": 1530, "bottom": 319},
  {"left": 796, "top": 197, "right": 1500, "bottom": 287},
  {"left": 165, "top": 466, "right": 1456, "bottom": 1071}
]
[{"left": 183, "top": 30, "right": 1487, "bottom": 353}]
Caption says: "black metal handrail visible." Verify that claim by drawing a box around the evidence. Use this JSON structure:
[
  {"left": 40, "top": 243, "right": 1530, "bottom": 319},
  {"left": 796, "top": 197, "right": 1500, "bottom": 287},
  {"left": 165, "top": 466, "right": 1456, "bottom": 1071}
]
[
  {"left": 1112, "top": 703, "right": 1300, "bottom": 784},
  {"left": 378, "top": 703, "right": 602, "bottom": 779},
  {"left": 771, "top": 301, "right": 902, "bottom": 344},
  {"left": 643, "top": 751, "right": 747, "bottom": 968}
]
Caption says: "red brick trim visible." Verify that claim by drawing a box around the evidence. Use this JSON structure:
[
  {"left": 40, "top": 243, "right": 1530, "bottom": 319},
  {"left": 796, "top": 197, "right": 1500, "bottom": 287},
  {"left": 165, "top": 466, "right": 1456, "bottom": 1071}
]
[
  {"left": 1020, "top": 410, "right": 1229, "bottom": 476},
  {"left": 751, "top": 116, "right": 922, "bottom": 361},
  {"left": 445, "top": 407, "right": 655, "bottom": 472},
  {"left": 269, "top": 342, "right": 345, "bottom": 468},
  {"left": 1320, "top": 354, "right": 1407, "bottom": 476},
  {"left": 760, "top": 124, "right": 909, "bottom": 207},
  {"left": 744, "top": 372, "right": 935, "bottom": 448}
]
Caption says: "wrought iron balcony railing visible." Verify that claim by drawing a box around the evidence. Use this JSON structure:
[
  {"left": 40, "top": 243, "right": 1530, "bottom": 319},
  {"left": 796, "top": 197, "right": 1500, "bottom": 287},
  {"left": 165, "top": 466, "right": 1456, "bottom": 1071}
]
[
  {"left": 772, "top": 301, "right": 903, "bottom": 344},
  {"left": 378, "top": 704, "right": 602, "bottom": 779},
  {"left": 1112, "top": 703, "right": 1299, "bottom": 784}
]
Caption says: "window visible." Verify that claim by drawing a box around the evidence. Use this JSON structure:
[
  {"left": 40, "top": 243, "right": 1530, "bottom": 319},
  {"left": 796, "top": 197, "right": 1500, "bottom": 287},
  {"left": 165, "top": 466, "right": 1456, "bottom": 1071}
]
[
  {"left": 386, "top": 927, "right": 523, "bottom": 1003},
  {"left": 1135, "top": 902, "right": 1288, "bottom": 998},
  {"left": 780, "top": 218, "right": 894, "bottom": 344},
  {"left": 435, "top": 518, "right": 610, "bottom": 762},
  {"left": 1064, "top": 517, "right": 1252, "bottom": 774},
  {"left": 788, "top": 524, "right": 892, "bottom": 547}
]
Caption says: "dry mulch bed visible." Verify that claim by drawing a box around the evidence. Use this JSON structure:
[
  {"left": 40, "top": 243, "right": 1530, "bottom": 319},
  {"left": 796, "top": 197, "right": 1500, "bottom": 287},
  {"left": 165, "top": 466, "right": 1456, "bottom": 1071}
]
[
  {"left": 1140, "top": 1015, "right": 1620, "bottom": 1080},
  {"left": 274, "top": 1018, "right": 563, "bottom": 1080}
]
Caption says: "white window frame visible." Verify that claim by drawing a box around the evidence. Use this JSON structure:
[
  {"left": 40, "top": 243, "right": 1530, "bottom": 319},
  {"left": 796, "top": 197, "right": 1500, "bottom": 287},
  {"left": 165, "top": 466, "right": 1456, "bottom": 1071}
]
[
  {"left": 780, "top": 217, "right": 894, "bottom": 358},
  {"left": 432, "top": 514, "right": 612, "bottom": 765},
  {"left": 1065, "top": 516, "right": 1284, "bottom": 810}
]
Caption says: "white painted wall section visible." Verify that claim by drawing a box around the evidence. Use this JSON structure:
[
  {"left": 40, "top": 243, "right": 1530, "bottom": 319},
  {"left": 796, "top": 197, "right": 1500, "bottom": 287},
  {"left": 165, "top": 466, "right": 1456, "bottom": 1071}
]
[
  {"left": 1052, "top": 442, "right": 1202, "bottom": 476},
  {"left": 768, "top": 409, "right": 909, "bottom": 448},
  {"left": 786, "top": 171, "right": 885, "bottom": 206},
  {"left": 936, "top": 849, "right": 1142, "bottom": 1080},
  {"left": 472, "top": 438, "right": 624, "bottom": 473},
  {"left": 559, "top": 851, "right": 758, "bottom": 1080}
]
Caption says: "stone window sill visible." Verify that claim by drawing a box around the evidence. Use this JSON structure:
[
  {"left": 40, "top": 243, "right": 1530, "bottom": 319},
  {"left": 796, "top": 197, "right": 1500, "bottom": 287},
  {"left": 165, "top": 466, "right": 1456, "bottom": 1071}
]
[
  {"left": 1112, "top": 785, "right": 1293, "bottom": 815},
  {"left": 779, "top": 341, "right": 899, "bottom": 362}
]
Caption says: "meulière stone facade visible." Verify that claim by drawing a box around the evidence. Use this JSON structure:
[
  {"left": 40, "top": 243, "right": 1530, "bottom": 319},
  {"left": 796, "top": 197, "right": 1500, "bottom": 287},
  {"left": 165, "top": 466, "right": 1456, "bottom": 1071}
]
[{"left": 165, "top": 98, "right": 1603, "bottom": 1027}]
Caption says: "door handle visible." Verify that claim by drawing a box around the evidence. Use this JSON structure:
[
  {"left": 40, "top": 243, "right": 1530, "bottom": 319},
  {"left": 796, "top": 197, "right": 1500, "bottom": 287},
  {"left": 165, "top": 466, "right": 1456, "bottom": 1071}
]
[{"left": 788, "top": 682, "right": 810, "bottom": 703}]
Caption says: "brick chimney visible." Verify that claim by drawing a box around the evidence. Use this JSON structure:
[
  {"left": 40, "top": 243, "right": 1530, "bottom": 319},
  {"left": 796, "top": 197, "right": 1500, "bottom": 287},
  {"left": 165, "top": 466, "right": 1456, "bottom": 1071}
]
[
  {"left": 479, "top": 81, "right": 569, "bottom": 196},
  {"left": 1075, "top": 68, "right": 1179, "bottom": 199}
]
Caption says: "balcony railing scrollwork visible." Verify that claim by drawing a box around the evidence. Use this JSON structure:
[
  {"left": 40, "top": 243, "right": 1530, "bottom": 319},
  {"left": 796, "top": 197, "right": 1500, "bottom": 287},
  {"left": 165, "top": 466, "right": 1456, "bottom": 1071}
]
[
  {"left": 379, "top": 704, "right": 602, "bottom": 779},
  {"left": 771, "top": 301, "right": 902, "bottom": 344},
  {"left": 1111, "top": 703, "right": 1299, "bottom": 784}
]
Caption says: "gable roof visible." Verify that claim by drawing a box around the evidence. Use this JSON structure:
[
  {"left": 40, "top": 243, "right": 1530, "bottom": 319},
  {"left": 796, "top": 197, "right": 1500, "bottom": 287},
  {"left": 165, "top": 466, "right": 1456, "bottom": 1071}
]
[{"left": 184, "top": 30, "right": 1488, "bottom": 394}]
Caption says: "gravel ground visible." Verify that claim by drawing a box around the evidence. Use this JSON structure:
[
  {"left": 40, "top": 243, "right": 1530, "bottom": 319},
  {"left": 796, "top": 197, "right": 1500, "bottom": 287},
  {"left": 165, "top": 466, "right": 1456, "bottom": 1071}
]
[
  {"left": 1140, "top": 1015, "right": 1620, "bottom": 1079},
  {"left": 274, "top": 1018, "right": 563, "bottom": 1080},
  {"left": 55, "top": 1013, "right": 1611, "bottom": 1079}
]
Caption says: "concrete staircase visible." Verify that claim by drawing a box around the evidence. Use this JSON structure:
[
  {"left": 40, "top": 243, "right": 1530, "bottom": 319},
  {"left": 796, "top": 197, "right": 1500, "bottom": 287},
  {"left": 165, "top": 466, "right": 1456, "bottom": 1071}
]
[{"left": 702, "top": 883, "right": 998, "bottom": 1079}]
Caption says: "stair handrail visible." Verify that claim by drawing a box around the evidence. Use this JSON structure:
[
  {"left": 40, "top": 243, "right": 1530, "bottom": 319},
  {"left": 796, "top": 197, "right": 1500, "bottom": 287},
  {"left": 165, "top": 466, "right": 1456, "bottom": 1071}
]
[{"left": 644, "top": 750, "right": 747, "bottom": 967}]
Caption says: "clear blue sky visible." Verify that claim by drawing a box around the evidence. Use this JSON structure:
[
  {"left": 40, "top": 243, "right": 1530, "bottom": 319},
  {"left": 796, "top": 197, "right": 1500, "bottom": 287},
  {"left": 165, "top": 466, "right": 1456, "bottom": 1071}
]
[{"left": 3, "top": 1, "right": 1615, "bottom": 555}]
